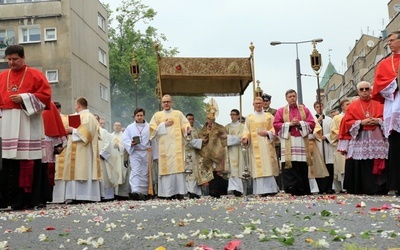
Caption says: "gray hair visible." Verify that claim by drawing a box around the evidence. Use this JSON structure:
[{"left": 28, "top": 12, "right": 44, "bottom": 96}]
[{"left": 356, "top": 81, "right": 371, "bottom": 89}]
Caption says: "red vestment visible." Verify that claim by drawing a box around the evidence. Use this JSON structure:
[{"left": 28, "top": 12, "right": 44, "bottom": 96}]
[
  {"left": 372, "top": 54, "right": 399, "bottom": 103},
  {"left": 0, "top": 65, "right": 51, "bottom": 110}
]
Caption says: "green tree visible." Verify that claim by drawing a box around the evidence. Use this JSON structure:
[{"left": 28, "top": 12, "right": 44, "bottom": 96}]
[{"left": 105, "top": 0, "right": 205, "bottom": 127}]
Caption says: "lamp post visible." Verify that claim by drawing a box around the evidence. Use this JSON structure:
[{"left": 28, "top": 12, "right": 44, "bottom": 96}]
[
  {"left": 270, "top": 38, "right": 323, "bottom": 104},
  {"left": 129, "top": 52, "right": 140, "bottom": 109},
  {"left": 310, "top": 40, "right": 325, "bottom": 163}
]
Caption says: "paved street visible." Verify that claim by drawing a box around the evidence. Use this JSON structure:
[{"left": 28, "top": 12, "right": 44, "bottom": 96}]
[{"left": 1, "top": 194, "right": 400, "bottom": 249}]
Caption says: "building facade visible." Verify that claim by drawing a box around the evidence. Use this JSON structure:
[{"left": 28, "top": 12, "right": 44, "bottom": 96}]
[
  {"left": 321, "top": 0, "right": 400, "bottom": 113},
  {"left": 0, "top": 0, "right": 111, "bottom": 128}
]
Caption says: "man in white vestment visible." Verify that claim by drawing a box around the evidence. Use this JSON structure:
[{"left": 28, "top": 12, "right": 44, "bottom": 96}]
[
  {"left": 149, "top": 95, "right": 191, "bottom": 199},
  {"left": 225, "top": 109, "right": 245, "bottom": 197},
  {"left": 242, "top": 97, "right": 279, "bottom": 196},
  {"left": 111, "top": 122, "right": 129, "bottom": 199},
  {"left": 185, "top": 113, "right": 203, "bottom": 199},
  {"left": 312, "top": 102, "right": 334, "bottom": 194},
  {"left": 54, "top": 97, "right": 102, "bottom": 203},
  {"left": 123, "top": 108, "right": 151, "bottom": 200},
  {"left": 330, "top": 99, "right": 349, "bottom": 193},
  {"left": 97, "top": 117, "right": 115, "bottom": 201}
]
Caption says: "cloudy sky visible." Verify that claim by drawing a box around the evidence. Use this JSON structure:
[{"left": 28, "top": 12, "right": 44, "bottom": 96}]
[{"left": 102, "top": 0, "right": 389, "bottom": 124}]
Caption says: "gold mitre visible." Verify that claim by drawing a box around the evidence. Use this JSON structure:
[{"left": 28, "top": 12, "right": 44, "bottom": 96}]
[{"left": 206, "top": 98, "right": 219, "bottom": 120}]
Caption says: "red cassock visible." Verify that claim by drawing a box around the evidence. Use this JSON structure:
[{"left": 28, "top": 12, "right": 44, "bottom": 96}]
[
  {"left": 372, "top": 54, "right": 399, "bottom": 103},
  {"left": 0, "top": 65, "right": 52, "bottom": 110},
  {"left": 338, "top": 98, "right": 384, "bottom": 141},
  {"left": 42, "top": 102, "right": 67, "bottom": 137}
]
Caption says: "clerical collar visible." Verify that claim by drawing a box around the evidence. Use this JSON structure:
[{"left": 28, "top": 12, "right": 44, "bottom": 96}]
[
  {"left": 254, "top": 111, "right": 264, "bottom": 115},
  {"left": 230, "top": 121, "right": 240, "bottom": 126},
  {"left": 163, "top": 109, "right": 173, "bottom": 113},
  {"left": 78, "top": 109, "right": 89, "bottom": 114}
]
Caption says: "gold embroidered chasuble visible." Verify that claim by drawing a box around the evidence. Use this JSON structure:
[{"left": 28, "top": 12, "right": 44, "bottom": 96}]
[
  {"left": 55, "top": 110, "right": 101, "bottom": 181},
  {"left": 198, "top": 122, "right": 227, "bottom": 172},
  {"left": 150, "top": 110, "right": 190, "bottom": 175},
  {"left": 242, "top": 113, "right": 279, "bottom": 178}
]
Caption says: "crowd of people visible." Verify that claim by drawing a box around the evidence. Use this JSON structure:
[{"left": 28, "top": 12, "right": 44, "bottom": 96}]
[{"left": 1, "top": 34, "right": 400, "bottom": 209}]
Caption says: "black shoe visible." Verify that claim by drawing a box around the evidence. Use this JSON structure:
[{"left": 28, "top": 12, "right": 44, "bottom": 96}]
[
  {"left": 233, "top": 190, "right": 242, "bottom": 197},
  {"left": 188, "top": 192, "right": 200, "bottom": 199},
  {"left": 129, "top": 192, "right": 141, "bottom": 200},
  {"left": 210, "top": 191, "right": 221, "bottom": 198},
  {"left": 175, "top": 194, "right": 185, "bottom": 200},
  {"left": 261, "top": 192, "right": 277, "bottom": 197},
  {"left": 326, "top": 189, "right": 335, "bottom": 194}
]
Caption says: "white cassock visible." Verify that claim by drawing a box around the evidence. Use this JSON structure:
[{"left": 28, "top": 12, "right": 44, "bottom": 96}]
[
  {"left": 225, "top": 121, "right": 245, "bottom": 193},
  {"left": 98, "top": 127, "right": 114, "bottom": 200},
  {"left": 185, "top": 126, "right": 203, "bottom": 196},
  {"left": 123, "top": 121, "right": 151, "bottom": 195}
]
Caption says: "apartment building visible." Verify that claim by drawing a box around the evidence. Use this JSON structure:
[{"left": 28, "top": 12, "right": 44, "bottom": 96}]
[
  {"left": 0, "top": 0, "right": 111, "bottom": 128},
  {"left": 321, "top": 0, "right": 400, "bottom": 114}
]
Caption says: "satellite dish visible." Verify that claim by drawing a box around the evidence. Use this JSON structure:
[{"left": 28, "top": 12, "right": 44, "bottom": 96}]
[
  {"left": 394, "top": 3, "right": 400, "bottom": 11},
  {"left": 367, "top": 40, "right": 375, "bottom": 48}
]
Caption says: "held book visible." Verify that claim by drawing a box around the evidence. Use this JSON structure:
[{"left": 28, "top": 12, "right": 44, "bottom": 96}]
[{"left": 68, "top": 114, "right": 81, "bottom": 128}]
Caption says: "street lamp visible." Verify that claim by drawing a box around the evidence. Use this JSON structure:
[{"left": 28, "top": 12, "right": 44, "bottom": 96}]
[
  {"left": 310, "top": 40, "right": 325, "bottom": 162},
  {"left": 270, "top": 38, "right": 323, "bottom": 104},
  {"left": 129, "top": 52, "right": 140, "bottom": 109}
]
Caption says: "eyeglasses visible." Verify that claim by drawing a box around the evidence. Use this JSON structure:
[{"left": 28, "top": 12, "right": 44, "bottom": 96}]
[
  {"left": 230, "top": 113, "right": 238, "bottom": 116},
  {"left": 162, "top": 101, "right": 171, "bottom": 103},
  {"left": 358, "top": 87, "right": 370, "bottom": 92},
  {"left": 263, "top": 100, "right": 270, "bottom": 102},
  {"left": 387, "top": 39, "right": 398, "bottom": 43}
]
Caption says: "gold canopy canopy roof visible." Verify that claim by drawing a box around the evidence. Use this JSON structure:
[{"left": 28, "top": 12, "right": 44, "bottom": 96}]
[
  {"left": 156, "top": 57, "right": 253, "bottom": 97},
  {"left": 154, "top": 42, "right": 255, "bottom": 98}
]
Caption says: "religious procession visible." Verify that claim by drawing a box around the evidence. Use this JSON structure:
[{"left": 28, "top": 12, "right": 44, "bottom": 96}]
[{"left": 0, "top": 29, "right": 400, "bottom": 212}]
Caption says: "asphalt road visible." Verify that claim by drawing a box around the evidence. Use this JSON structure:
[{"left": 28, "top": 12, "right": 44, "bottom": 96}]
[{"left": 0, "top": 194, "right": 400, "bottom": 250}]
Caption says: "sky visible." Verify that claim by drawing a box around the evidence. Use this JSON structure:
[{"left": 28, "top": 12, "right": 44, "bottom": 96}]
[{"left": 101, "top": 0, "right": 390, "bottom": 125}]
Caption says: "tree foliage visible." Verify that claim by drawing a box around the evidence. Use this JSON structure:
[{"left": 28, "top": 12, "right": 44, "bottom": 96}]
[{"left": 105, "top": 0, "right": 206, "bottom": 127}]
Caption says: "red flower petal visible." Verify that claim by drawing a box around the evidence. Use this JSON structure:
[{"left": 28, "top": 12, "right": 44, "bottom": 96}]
[{"left": 46, "top": 226, "right": 55, "bottom": 230}]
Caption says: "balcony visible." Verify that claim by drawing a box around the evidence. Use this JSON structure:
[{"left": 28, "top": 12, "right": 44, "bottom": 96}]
[{"left": 0, "top": 0, "right": 62, "bottom": 21}]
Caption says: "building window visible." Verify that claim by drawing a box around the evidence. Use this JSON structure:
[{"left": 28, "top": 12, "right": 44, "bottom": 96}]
[
  {"left": 97, "top": 13, "right": 105, "bottom": 31},
  {"left": 0, "top": 29, "right": 16, "bottom": 46},
  {"left": 46, "top": 69, "right": 58, "bottom": 83},
  {"left": 98, "top": 48, "right": 107, "bottom": 66},
  {"left": 19, "top": 25, "right": 40, "bottom": 43},
  {"left": 44, "top": 27, "right": 57, "bottom": 41},
  {"left": 100, "top": 84, "right": 108, "bottom": 101}
]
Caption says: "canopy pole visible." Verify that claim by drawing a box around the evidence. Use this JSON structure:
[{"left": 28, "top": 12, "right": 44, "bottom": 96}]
[
  {"left": 240, "top": 94, "right": 243, "bottom": 123},
  {"left": 249, "top": 42, "right": 255, "bottom": 99},
  {"left": 154, "top": 42, "right": 163, "bottom": 110}
]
